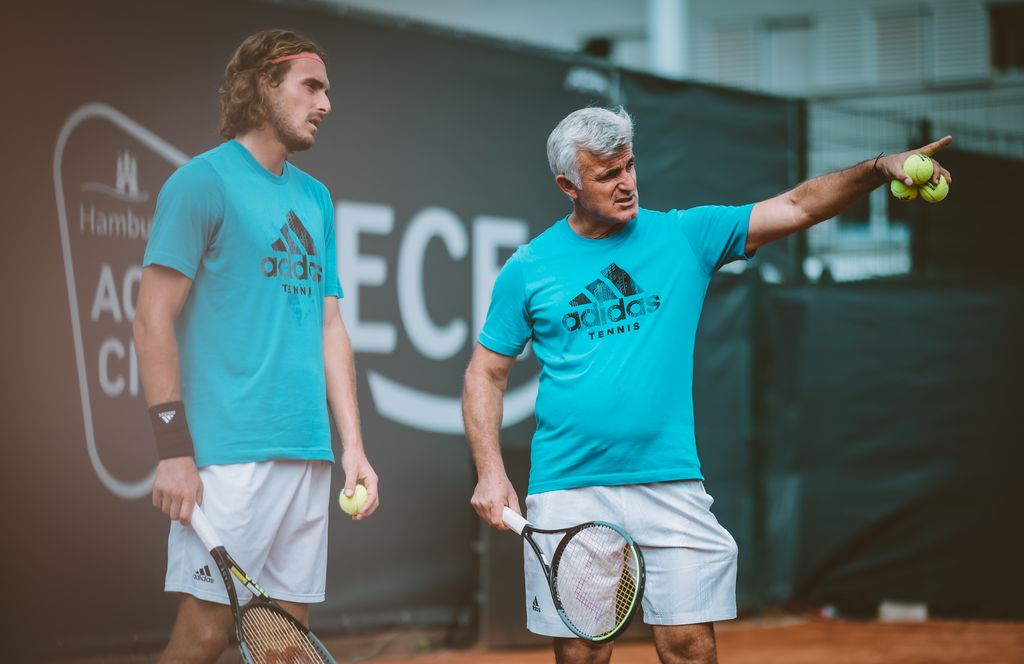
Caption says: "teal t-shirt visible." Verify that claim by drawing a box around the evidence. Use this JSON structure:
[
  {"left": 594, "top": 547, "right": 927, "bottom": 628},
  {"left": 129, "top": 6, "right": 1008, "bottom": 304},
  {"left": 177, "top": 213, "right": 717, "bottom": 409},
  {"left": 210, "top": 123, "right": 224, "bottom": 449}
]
[
  {"left": 143, "top": 140, "right": 342, "bottom": 467},
  {"left": 479, "top": 205, "right": 754, "bottom": 494}
]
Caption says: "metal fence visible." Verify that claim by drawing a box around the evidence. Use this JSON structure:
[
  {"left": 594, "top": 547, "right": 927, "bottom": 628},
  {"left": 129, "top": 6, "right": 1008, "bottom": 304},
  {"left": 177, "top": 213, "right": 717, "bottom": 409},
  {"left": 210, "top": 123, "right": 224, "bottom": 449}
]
[{"left": 805, "top": 93, "right": 1024, "bottom": 282}]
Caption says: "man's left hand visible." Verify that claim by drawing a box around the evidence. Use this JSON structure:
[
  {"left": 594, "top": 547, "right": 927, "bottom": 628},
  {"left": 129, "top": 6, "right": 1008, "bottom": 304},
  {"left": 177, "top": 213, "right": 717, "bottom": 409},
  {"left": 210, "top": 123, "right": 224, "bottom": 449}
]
[
  {"left": 877, "top": 136, "right": 954, "bottom": 188},
  {"left": 340, "top": 447, "right": 379, "bottom": 520}
]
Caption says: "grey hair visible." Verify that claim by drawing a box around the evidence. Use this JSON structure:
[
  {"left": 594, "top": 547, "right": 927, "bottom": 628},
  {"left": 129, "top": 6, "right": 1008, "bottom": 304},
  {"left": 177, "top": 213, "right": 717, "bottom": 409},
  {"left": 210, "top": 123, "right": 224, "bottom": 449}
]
[{"left": 546, "top": 106, "right": 634, "bottom": 187}]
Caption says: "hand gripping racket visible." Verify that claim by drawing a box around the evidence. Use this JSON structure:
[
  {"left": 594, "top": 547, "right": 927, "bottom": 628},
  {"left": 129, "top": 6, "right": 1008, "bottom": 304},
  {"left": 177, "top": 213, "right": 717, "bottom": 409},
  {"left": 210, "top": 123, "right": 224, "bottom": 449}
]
[
  {"left": 502, "top": 506, "right": 645, "bottom": 642},
  {"left": 189, "top": 507, "right": 335, "bottom": 663}
]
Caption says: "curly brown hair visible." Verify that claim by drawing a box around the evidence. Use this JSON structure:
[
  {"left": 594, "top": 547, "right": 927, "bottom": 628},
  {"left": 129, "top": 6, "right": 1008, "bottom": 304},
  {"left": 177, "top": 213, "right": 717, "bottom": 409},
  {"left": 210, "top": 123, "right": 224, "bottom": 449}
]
[{"left": 219, "top": 29, "right": 328, "bottom": 139}]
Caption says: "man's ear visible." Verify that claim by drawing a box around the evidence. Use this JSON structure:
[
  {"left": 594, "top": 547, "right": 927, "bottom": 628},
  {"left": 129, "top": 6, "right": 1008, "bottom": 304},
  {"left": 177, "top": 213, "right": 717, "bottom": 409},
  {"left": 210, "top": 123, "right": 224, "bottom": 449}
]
[
  {"left": 260, "top": 66, "right": 284, "bottom": 91},
  {"left": 555, "top": 174, "right": 578, "bottom": 201}
]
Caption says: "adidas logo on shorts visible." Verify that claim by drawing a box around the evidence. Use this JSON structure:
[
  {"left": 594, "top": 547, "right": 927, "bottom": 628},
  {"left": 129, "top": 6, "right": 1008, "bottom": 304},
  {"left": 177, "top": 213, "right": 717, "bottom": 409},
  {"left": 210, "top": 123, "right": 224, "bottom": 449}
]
[{"left": 192, "top": 564, "right": 215, "bottom": 584}]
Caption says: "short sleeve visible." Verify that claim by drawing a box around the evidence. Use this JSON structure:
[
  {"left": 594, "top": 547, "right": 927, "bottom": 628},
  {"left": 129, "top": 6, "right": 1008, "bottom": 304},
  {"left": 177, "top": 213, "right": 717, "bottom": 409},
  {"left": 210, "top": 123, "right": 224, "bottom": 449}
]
[
  {"left": 320, "top": 186, "right": 343, "bottom": 298},
  {"left": 143, "top": 159, "right": 224, "bottom": 278},
  {"left": 478, "top": 253, "right": 531, "bottom": 357},
  {"left": 676, "top": 204, "right": 756, "bottom": 275}
]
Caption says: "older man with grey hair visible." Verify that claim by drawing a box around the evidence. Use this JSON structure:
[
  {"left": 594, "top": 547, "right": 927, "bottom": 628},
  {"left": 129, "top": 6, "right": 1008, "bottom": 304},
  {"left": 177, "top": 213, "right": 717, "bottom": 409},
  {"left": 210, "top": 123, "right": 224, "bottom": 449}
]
[{"left": 463, "top": 106, "right": 952, "bottom": 664}]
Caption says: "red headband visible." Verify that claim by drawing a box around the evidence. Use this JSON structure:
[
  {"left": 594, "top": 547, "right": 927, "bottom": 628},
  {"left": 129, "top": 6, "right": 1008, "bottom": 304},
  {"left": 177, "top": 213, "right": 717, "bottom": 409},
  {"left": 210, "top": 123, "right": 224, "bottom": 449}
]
[{"left": 268, "top": 53, "right": 325, "bottom": 66}]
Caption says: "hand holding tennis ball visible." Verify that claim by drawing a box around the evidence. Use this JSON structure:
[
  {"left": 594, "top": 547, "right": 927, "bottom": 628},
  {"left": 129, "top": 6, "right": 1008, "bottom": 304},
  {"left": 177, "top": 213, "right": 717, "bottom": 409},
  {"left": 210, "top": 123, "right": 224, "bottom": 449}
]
[
  {"left": 920, "top": 175, "right": 949, "bottom": 203},
  {"left": 339, "top": 484, "right": 368, "bottom": 516},
  {"left": 879, "top": 137, "right": 953, "bottom": 202},
  {"left": 890, "top": 179, "right": 918, "bottom": 202},
  {"left": 903, "top": 154, "right": 934, "bottom": 185}
]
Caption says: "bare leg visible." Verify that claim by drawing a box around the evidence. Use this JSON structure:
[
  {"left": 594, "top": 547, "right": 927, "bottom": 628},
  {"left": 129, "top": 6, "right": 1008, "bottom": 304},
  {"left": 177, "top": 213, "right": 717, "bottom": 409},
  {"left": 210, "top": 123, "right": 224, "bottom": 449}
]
[
  {"left": 275, "top": 599, "right": 309, "bottom": 626},
  {"left": 553, "top": 637, "right": 614, "bottom": 664},
  {"left": 158, "top": 594, "right": 234, "bottom": 664},
  {"left": 159, "top": 595, "right": 310, "bottom": 663},
  {"left": 652, "top": 623, "right": 718, "bottom": 664}
]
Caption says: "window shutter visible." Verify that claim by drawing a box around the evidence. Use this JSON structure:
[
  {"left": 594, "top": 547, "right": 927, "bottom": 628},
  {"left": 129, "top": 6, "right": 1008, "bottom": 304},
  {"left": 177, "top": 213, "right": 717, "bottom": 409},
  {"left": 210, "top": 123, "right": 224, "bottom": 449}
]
[
  {"left": 711, "top": 22, "right": 756, "bottom": 89},
  {"left": 874, "top": 8, "right": 927, "bottom": 85},
  {"left": 818, "top": 9, "right": 868, "bottom": 91},
  {"left": 934, "top": 0, "right": 989, "bottom": 81}
]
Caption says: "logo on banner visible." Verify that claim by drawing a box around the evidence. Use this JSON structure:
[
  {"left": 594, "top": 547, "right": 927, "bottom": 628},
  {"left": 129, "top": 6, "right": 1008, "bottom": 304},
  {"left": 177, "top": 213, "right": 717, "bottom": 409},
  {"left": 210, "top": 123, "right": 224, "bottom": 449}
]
[
  {"left": 336, "top": 204, "right": 539, "bottom": 434},
  {"left": 80, "top": 149, "right": 149, "bottom": 203},
  {"left": 55, "top": 103, "right": 189, "bottom": 500}
]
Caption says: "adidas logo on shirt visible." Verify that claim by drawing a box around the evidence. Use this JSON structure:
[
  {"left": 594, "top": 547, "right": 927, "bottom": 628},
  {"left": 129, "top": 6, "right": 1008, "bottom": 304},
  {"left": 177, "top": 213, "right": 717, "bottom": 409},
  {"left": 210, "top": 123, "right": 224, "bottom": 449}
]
[
  {"left": 532, "top": 596, "right": 542, "bottom": 613},
  {"left": 561, "top": 263, "right": 661, "bottom": 339},
  {"left": 260, "top": 211, "right": 323, "bottom": 291},
  {"left": 192, "top": 564, "right": 215, "bottom": 584}
]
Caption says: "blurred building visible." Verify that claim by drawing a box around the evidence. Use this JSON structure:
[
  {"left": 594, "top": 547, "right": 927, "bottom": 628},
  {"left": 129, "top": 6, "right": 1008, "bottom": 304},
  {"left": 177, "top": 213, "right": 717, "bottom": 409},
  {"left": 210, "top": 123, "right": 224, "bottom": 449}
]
[{"left": 326, "top": 0, "right": 1023, "bottom": 280}]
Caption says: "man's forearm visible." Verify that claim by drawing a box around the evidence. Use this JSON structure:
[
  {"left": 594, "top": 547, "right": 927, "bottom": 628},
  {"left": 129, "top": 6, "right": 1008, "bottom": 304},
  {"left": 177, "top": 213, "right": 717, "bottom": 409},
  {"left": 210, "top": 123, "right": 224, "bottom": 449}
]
[
  {"left": 462, "top": 371, "right": 508, "bottom": 479},
  {"left": 324, "top": 320, "right": 364, "bottom": 450},
  {"left": 134, "top": 312, "right": 196, "bottom": 461},
  {"left": 134, "top": 266, "right": 192, "bottom": 407},
  {"left": 748, "top": 158, "right": 886, "bottom": 250},
  {"left": 133, "top": 315, "right": 183, "bottom": 406},
  {"left": 788, "top": 158, "right": 885, "bottom": 229}
]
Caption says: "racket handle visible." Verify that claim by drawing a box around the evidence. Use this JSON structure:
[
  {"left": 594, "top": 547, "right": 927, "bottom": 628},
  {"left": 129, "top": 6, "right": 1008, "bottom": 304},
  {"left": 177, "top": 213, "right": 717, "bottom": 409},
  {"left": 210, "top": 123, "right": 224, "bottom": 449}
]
[
  {"left": 188, "top": 505, "right": 224, "bottom": 552},
  {"left": 502, "top": 506, "right": 529, "bottom": 535}
]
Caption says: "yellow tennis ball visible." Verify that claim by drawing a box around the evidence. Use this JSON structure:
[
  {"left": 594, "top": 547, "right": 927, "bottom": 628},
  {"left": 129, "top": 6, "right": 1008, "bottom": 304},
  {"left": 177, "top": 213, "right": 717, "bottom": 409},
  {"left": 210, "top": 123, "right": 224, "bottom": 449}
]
[
  {"left": 890, "top": 179, "right": 918, "bottom": 202},
  {"left": 903, "top": 154, "right": 934, "bottom": 185},
  {"left": 338, "top": 484, "right": 368, "bottom": 515},
  {"left": 919, "top": 175, "right": 949, "bottom": 203}
]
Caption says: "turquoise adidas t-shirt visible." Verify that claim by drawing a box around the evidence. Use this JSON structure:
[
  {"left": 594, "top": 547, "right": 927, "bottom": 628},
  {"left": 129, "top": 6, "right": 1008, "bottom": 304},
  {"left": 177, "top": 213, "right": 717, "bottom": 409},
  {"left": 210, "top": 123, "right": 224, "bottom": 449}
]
[
  {"left": 479, "top": 205, "right": 754, "bottom": 494},
  {"left": 143, "top": 140, "right": 342, "bottom": 467}
]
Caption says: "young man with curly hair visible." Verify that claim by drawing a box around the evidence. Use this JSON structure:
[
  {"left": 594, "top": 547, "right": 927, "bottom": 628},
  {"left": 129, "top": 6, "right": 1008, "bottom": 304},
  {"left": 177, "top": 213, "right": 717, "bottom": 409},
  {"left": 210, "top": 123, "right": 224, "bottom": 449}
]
[{"left": 134, "top": 29, "right": 378, "bottom": 662}]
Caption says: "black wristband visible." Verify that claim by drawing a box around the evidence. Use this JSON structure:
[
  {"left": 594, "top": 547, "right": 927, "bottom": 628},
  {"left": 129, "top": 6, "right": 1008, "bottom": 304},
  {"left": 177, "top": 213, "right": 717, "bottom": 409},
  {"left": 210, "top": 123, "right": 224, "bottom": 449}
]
[{"left": 149, "top": 401, "right": 195, "bottom": 460}]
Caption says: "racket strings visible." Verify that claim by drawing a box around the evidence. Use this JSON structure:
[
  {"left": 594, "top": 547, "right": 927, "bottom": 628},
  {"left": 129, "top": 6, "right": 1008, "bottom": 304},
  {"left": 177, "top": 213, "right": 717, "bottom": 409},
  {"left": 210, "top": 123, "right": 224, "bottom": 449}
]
[
  {"left": 554, "top": 525, "right": 641, "bottom": 639},
  {"left": 241, "top": 604, "right": 327, "bottom": 663}
]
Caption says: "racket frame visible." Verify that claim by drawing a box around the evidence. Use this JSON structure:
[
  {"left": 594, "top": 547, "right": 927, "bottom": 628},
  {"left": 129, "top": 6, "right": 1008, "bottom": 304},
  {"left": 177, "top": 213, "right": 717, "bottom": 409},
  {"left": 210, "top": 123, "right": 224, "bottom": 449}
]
[
  {"left": 502, "top": 506, "right": 646, "bottom": 643},
  {"left": 189, "top": 506, "right": 335, "bottom": 663}
]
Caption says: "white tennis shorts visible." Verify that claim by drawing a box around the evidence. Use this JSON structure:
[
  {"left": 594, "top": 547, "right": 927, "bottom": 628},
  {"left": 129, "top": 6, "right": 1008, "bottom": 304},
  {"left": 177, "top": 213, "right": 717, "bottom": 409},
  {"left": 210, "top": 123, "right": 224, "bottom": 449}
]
[
  {"left": 164, "top": 459, "right": 331, "bottom": 605},
  {"left": 524, "top": 480, "right": 738, "bottom": 636}
]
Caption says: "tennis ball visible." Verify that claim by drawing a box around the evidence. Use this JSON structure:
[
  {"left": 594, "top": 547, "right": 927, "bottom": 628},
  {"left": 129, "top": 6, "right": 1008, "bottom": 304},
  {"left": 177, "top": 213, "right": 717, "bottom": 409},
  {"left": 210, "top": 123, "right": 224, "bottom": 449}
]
[
  {"left": 338, "top": 484, "right": 368, "bottom": 515},
  {"left": 903, "top": 154, "right": 934, "bottom": 185},
  {"left": 890, "top": 179, "right": 918, "bottom": 202},
  {"left": 919, "top": 175, "right": 949, "bottom": 203}
]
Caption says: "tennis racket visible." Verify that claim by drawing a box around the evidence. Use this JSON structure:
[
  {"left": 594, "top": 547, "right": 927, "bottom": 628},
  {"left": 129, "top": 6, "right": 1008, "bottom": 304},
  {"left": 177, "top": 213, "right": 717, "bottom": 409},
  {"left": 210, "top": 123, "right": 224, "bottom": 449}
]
[
  {"left": 502, "top": 506, "right": 645, "bottom": 642},
  {"left": 189, "top": 506, "right": 335, "bottom": 664}
]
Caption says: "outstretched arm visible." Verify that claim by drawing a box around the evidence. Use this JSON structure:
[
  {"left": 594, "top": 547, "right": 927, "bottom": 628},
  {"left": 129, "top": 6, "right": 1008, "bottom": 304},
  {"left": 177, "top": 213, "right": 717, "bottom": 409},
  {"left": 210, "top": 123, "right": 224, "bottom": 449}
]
[
  {"left": 462, "top": 343, "right": 521, "bottom": 529},
  {"left": 747, "top": 136, "right": 953, "bottom": 253}
]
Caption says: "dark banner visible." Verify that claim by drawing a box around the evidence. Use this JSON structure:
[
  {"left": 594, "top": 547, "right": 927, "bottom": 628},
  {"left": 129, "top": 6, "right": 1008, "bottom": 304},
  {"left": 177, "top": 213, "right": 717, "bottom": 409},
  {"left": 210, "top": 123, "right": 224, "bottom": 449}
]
[
  {"left": 3, "top": 0, "right": 799, "bottom": 654},
  {"left": 758, "top": 282, "right": 1024, "bottom": 617},
  {"left": 621, "top": 72, "right": 803, "bottom": 281},
  {"left": 908, "top": 148, "right": 1024, "bottom": 277}
]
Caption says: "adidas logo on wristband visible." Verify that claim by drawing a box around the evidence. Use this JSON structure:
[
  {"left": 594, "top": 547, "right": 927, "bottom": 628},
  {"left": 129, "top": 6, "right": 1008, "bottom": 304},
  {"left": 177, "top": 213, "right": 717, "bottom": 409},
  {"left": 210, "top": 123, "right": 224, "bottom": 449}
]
[{"left": 149, "top": 401, "right": 193, "bottom": 459}]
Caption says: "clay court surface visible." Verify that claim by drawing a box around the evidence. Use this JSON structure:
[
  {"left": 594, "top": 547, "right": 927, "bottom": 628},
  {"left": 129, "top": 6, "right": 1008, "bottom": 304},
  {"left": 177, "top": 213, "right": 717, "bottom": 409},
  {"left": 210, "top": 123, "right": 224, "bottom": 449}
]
[
  {"left": 358, "top": 619, "right": 1024, "bottom": 664},
  {"left": 75, "top": 617, "right": 1024, "bottom": 663}
]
